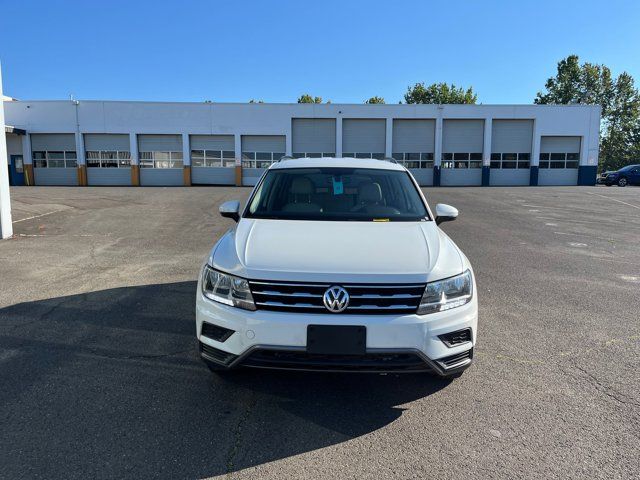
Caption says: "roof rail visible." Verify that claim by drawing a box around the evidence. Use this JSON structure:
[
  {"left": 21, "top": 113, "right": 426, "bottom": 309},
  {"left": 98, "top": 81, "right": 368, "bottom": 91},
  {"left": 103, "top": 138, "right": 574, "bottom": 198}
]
[
  {"left": 278, "top": 155, "right": 294, "bottom": 162},
  {"left": 382, "top": 156, "right": 398, "bottom": 164}
]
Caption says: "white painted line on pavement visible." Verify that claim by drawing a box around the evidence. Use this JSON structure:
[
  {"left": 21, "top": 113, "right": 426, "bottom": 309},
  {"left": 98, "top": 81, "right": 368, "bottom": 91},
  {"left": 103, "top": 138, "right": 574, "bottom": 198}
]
[{"left": 584, "top": 191, "right": 640, "bottom": 210}]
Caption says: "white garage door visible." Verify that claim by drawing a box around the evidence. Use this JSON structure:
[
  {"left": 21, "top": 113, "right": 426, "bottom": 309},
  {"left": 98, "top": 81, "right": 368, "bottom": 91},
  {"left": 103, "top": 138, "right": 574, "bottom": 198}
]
[
  {"left": 241, "top": 135, "right": 286, "bottom": 186},
  {"left": 490, "top": 120, "right": 533, "bottom": 186},
  {"left": 84, "top": 134, "right": 131, "bottom": 186},
  {"left": 138, "top": 134, "right": 184, "bottom": 186},
  {"left": 190, "top": 135, "right": 235, "bottom": 185},
  {"left": 31, "top": 133, "right": 79, "bottom": 186},
  {"left": 292, "top": 118, "right": 336, "bottom": 157},
  {"left": 392, "top": 119, "right": 435, "bottom": 186},
  {"left": 342, "top": 119, "right": 386, "bottom": 159},
  {"left": 441, "top": 120, "right": 484, "bottom": 186},
  {"left": 539, "top": 136, "right": 581, "bottom": 186}
]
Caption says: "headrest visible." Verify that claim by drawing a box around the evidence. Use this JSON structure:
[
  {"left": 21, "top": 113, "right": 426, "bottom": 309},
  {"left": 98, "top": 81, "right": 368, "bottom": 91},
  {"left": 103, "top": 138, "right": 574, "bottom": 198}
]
[
  {"left": 290, "top": 177, "right": 314, "bottom": 195},
  {"left": 358, "top": 182, "right": 382, "bottom": 204}
]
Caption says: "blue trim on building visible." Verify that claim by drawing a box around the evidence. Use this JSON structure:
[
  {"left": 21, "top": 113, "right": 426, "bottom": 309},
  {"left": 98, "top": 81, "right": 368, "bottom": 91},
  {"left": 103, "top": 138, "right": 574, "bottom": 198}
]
[
  {"left": 433, "top": 166, "right": 441, "bottom": 186},
  {"left": 481, "top": 166, "right": 490, "bottom": 186},
  {"left": 577, "top": 165, "right": 597, "bottom": 186},
  {"left": 529, "top": 166, "right": 539, "bottom": 186}
]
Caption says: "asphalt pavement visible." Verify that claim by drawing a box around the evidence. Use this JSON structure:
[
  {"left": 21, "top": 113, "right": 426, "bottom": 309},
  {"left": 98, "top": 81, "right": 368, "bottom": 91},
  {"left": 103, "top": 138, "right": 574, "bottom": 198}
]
[{"left": 1, "top": 184, "right": 639, "bottom": 479}]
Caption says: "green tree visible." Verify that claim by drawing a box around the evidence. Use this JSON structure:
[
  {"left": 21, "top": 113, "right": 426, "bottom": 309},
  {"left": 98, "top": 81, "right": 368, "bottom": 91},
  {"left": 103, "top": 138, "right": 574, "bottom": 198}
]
[
  {"left": 404, "top": 82, "right": 477, "bottom": 104},
  {"left": 297, "top": 94, "right": 323, "bottom": 104},
  {"left": 249, "top": 99, "right": 264, "bottom": 103},
  {"left": 535, "top": 54, "right": 640, "bottom": 171},
  {"left": 365, "top": 96, "right": 385, "bottom": 104}
]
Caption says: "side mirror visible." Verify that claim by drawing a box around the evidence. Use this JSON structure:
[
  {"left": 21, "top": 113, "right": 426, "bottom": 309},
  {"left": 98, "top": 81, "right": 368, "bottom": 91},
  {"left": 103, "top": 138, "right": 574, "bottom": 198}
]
[
  {"left": 219, "top": 200, "right": 241, "bottom": 222},
  {"left": 435, "top": 203, "right": 458, "bottom": 225}
]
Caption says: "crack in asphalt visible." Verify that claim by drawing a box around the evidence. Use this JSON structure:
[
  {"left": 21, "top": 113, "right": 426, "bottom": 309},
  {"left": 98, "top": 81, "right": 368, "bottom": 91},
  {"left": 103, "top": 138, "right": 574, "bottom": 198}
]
[
  {"left": 564, "top": 363, "right": 640, "bottom": 409},
  {"left": 225, "top": 391, "right": 257, "bottom": 478}
]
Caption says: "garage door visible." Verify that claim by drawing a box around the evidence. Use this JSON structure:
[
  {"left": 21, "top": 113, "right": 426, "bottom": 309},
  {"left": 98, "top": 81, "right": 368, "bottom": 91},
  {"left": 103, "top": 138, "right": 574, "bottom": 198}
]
[
  {"left": 292, "top": 118, "right": 336, "bottom": 158},
  {"left": 392, "top": 119, "right": 435, "bottom": 186},
  {"left": 441, "top": 120, "right": 484, "bottom": 186},
  {"left": 31, "top": 133, "right": 79, "bottom": 186},
  {"left": 137, "top": 134, "right": 183, "bottom": 186},
  {"left": 342, "top": 119, "right": 386, "bottom": 159},
  {"left": 84, "top": 134, "right": 132, "bottom": 186},
  {"left": 490, "top": 120, "right": 533, "bottom": 186},
  {"left": 190, "top": 135, "right": 235, "bottom": 185},
  {"left": 539, "top": 136, "right": 581, "bottom": 186},
  {"left": 241, "top": 135, "right": 286, "bottom": 186}
]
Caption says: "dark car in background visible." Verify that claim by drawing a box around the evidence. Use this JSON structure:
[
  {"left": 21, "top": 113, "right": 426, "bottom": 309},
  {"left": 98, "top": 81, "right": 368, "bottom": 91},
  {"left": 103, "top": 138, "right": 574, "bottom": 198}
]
[{"left": 601, "top": 164, "right": 640, "bottom": 186}]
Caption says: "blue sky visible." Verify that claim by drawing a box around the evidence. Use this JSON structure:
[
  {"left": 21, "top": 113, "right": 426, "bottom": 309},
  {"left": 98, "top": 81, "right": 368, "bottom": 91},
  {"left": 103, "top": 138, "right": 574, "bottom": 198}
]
[{"left": 1, "top": 0, "right": 639, "bottom": 104}]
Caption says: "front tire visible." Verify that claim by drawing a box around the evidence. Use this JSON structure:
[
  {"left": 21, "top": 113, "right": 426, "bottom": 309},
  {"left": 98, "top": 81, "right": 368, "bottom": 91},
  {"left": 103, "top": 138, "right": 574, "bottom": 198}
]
[{"left": 618, "top": 177, "right": 628, "bottom": 187}]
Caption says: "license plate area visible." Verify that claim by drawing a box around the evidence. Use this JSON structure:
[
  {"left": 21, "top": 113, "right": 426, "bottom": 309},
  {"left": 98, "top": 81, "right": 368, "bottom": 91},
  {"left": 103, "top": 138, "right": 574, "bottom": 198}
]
[{"left": 307, "top": 325, "right": 366, "bottom": 355}]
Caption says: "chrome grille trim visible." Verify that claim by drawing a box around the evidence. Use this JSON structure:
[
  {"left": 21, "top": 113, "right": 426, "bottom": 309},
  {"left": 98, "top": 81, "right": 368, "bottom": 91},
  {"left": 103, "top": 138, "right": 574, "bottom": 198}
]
[{"left": 249, "top": 280, "right": 425, "bottom": 314}]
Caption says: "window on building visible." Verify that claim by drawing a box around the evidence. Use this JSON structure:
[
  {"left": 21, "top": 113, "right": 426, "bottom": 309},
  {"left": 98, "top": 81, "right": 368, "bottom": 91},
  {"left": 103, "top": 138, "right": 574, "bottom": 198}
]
[
  {"left": 191, "top": 150, "right": 235, "bottom": 167},
  {"left": 490, "top": 153, "right": 530, "bottom": 169},
  {"left": 441, "top": 153, "right": 482, "bottom": 169},
  {"left": 392, "top": 152, "right": 434, "bottom": 169},
  {"left": 138, "top": 151, "right": 184, "bottom": 168},
  {"left": 241, "top": 152, "right": 286, "bottom": 168},
  {"left": 539, "top": 152, "right": 579, "bottom": 169},
  {"left": 32, "top": 151, "right": 78, "bottom": 168},
  {"left": 292, "top": 152, "right": 336, "bottom": 159},
  {"left": 342, "top": 152, "right": 386, "bottom": 160},
  {"left": 86, "top": 150, "right": 131, "bottom": 168}
]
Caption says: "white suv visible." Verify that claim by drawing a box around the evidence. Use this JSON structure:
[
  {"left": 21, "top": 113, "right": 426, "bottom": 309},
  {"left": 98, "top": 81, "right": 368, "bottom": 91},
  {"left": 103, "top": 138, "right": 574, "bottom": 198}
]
[{"left": 196, "top": 157, "right": 477, "bottom": 376}]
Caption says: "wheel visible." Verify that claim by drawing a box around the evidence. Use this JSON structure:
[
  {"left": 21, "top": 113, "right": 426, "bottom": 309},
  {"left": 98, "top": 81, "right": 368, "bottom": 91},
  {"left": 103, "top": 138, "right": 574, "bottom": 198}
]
[{"left": 618, "top": 177, "right": 628, "bottom": 187}]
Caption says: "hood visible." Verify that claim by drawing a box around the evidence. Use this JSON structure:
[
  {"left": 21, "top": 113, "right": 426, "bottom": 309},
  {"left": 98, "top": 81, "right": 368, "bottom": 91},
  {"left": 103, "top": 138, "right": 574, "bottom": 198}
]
[{"left": 210, "top": 219, "right": 466, "bottom": 284}]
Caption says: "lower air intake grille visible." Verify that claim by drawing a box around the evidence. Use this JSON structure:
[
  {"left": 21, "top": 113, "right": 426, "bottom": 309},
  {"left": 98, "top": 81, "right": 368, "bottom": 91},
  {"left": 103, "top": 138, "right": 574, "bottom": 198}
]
[
  {"left": 436, "top": 348, "right": 473, "bottom": 370},
  {"left": 201, "top": 322, "right": 235, "bottom": 342},
  {"left": 438, "top": 328, "right": 472, "bottom": 347},
  {"left": 199, "top": 342, "right": 237, "bottom": 365}
]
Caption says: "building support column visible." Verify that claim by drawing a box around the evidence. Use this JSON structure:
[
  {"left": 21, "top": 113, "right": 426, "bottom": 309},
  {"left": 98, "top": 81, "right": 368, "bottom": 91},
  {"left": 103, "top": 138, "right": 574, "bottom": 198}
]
[
  {"left": 530, "top": 122, "right": 541, "bottom": 186},
  {"left": 75, "top": 131, "right": 87, "bottom": 186},
  {"left": 335, "top": 117, "right": 343, "bottom": 157},
  {"left": 433, "top": 114, "right": 443, "bottom": 186},
  {"left": 22, "top": 133, "right": 33, "bottom": 186},
  {"left": 0, "top": 64, "right": 14, "bottom": 239},
  {"left": 385, "top": 118, "right": 393, "bottom": 158},
  {"left": 182, "top": 133, "right": 191, "bottom": 186},
  {"left": 130, "top": 133, "right": 140, "bottom": 186},
  {"left": 482, "top": 118, "right": 492, "bottom": 186},
  {"left": 234, "top": 133, "right": 242, "bottom": 186}
]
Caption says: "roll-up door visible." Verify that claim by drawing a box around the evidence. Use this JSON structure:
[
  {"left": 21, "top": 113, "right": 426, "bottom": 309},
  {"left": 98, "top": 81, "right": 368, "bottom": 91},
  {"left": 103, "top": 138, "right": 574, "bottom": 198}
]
[
  {"left": 137, "top": 134, "right": 184, "bottom": 186},
  {"left": 441, "top": 120, "right": 484, "bottom": 186},
  {"left": 84, "top": 134, "right": 132, "bottom": 185},
  {"left": 292, "top": 118, "right": 336, "bottom": 157},
  {"left": 342, "top": 119, "right": 386, "bottom": 158},
  {"left": 241, "top": 135, "right": 286, "bottom": 186},
  {"left": 539, "top": 136, "right": 581, "bottom": 186},
  {"left": 392, "top": 119, "right": 435, "bottom": 186},
  {"left": 190, "top": 135, "right": 236, "bottom": 185},
  {"left": 137, "top": 134, "right": 182, "bottom": 152},
  {"left": 31, "top": 134, "right": 79, "bottom": 186},
  {"left": 490, "top": 120, "right": 533, "bottom": 186}
]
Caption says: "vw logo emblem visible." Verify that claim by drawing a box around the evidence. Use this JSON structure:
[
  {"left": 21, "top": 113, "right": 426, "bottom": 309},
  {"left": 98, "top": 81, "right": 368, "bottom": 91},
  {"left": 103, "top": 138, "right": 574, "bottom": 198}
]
[{"left": 323, "top": 286, "right": 350, "bottom": 313}]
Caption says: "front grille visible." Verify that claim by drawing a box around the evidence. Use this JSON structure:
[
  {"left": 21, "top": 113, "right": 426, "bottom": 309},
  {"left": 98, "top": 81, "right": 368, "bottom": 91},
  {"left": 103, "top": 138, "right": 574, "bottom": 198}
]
[
  {"left": 201, "top": 322, "right": 235, "bottom": 343},
  {"left": 199, "top": 341, "right": 237, "bottom": 365},
  {"left": 249, "top": 280, "right": 424, "bottom": 314},
  {"left": 436, "top": 348, "right": 473, "bottom": 370},
  {"left": 240, "top": 349, "right": 431, "bottom": 372}
]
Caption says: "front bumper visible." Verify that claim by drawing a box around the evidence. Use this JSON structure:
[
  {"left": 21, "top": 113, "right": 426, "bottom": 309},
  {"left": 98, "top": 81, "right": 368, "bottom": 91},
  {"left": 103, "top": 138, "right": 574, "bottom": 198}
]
[{"left": 195, "top": 281, "right": 478, "bottom": 376}]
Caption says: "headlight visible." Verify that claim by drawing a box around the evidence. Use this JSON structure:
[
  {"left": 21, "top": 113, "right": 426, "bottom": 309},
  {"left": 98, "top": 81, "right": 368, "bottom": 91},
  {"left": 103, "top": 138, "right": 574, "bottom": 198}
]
[
  {"left": 417, "top": 270, "right": 473, "bottom": 315},
  {"left": 201, "top": 265, "right": 256, "bottom": 311}
]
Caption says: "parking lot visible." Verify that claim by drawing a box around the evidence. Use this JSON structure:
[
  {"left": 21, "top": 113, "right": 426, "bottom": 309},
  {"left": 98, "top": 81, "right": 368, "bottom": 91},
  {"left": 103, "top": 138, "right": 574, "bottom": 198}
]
[{"left": 1, "top": 185, "right": 639, "bottom": 479}]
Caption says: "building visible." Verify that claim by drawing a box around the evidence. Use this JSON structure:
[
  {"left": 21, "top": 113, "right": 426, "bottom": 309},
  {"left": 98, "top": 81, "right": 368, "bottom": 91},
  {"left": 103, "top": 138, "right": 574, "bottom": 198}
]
[{"left": 3, "top": 100, "right": 600, "bottom": 188}]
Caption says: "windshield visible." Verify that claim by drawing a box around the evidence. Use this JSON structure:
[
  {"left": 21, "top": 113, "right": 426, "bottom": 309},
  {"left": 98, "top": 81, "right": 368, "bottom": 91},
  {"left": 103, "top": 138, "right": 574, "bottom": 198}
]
[{"left": 245, "top": 167, "right": 429, "bottom": 222}]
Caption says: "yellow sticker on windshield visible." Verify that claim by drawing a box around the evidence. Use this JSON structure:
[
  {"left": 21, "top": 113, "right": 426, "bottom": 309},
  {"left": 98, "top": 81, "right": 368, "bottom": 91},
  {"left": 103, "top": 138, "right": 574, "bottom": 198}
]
[{"left": 373, "top": 218, "right": 389, "bottom": 222}]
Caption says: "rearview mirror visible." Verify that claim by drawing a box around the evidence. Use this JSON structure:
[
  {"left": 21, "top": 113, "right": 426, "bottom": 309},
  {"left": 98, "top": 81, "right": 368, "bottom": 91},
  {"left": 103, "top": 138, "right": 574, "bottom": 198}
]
[
  {"left": 435, "top": 203, "right": 458, "bottom": 225},
  {"left": 219, "top": 200, "right": 241, "bottom": 222}
]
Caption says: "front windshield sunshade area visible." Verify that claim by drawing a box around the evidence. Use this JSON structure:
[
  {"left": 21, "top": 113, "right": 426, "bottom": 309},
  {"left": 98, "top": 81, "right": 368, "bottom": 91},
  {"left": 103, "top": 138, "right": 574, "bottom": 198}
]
[{"left": 246, "top": 167, "right": 429, "bottom": 221}]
